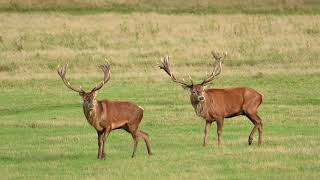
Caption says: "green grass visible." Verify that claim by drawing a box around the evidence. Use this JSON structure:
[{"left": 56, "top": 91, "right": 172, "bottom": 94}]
[
  {"left": 0, "top": 12, "right": 320, "bottom": 179},
  {"left": 1, "top": 76, "right": 319, "bottom": 179}
]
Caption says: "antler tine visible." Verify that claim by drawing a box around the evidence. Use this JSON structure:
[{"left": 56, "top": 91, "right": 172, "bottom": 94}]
[
  {"left": 159, "top": 56, "right": 173, "bottom": 78},
  {"left": 201, "top": 51, "right": 226, "bottom": 85},
  {"left": 211, "top": 51, "right": 221, "bottom": 61},
  {"left": 159, "top": 56, "right": 192, "bottom": 88},
  {"left": 90, "top": 63, "right": 111, "bottom": 92},
  {"left": 188, "top": 74, "right": 194, "bottom": 86},
  {"left": 57, "top": 64, "right": 85, "bottom": 93}
]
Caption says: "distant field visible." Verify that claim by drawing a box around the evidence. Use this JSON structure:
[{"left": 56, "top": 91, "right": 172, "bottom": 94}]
[
  {"left": 1, "top": 0, "right": 320, "bottom": 14},
  {"left": 0, "top": 11, "right": 319, "bottom": 179},
  {"left": 0, "top": 13, "right": 319, "bottom": 80}
]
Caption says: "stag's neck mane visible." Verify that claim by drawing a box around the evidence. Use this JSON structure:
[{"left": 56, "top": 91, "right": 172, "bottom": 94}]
[
  {"left": 83, "top": 99, "right": 100, "bottom": 122},
  {"left": 190, "top": 93, "right": 211, "bottom": 120}
]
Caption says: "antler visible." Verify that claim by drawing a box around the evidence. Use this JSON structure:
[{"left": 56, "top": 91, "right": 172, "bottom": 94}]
[
  {"left": 57, "top": 64, "right": 86, "bottom": 93},
  {"left": 90, "top": 63, "right": 111, "bottom": 92},
  {"left": 159, "top": 56, "right": 193, "bottom": 88},
  {"left": 200, "top": 51, "right": 227, "bottom": 86}
]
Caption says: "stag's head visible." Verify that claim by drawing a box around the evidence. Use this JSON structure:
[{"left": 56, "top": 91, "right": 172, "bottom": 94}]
[
  {"left": 190, "top": 84, "right": 206, "bottom": 102},
  {"left": 159, "top": 51, "right": 226, "bottom": 102},
  {"left": 57, "top": 64, "right": 111, "bottom": 108}
]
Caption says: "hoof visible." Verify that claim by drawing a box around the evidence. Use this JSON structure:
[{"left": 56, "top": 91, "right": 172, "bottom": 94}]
[
  {"left": 248, "top": 137, "right": 253, "bottom": 145},
  {"left": 97, "top": 155, "right": 106, "bottom": 160},
  {"left": 98, "top": 157, "right": 105, "bottom": 160},
  {"left": 203, "top": 144, "right": 207, "bottom": 148}
]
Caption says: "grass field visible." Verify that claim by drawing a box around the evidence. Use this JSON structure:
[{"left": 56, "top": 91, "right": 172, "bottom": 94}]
[{"left": 0, "top": 4, "right": 320, "bottom": 180}]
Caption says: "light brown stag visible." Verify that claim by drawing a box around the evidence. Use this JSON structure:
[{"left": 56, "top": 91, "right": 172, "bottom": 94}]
[
  {"left": 57, "top": 63, "right": 152, "bottom": 159},
  {"left": 159, "top": 52, "right": 264, "bottom": 146}
]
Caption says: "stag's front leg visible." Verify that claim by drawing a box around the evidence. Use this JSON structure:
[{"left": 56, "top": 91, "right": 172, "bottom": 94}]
[
  {"left": 216, "top": 119, "right": 224, "bottom": 146},
  {"left": 97, "top": 128, "right": 110, "bottom": 160},
  {"left": 203, "top": 121, "right": 212, "bottom": 147},
  {"left": 97, "top": 131, "right": 103, "bottom": 159}
]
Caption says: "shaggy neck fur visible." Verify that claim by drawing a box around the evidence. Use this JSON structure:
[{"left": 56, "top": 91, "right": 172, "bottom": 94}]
[
  {"left": 83, "top": 99, "right": 98, "bottom": 124},
  {"left": 191, "top": 95, "right": 208, "bottom": 118}
]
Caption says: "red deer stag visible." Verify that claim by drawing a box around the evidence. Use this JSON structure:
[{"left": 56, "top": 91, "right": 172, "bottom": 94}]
[
  {"left": 159, "top": 52, "right": 264, "bottom": 146},
  {"left": 57, "top": 63, "right": 152, "bottom": 159}
]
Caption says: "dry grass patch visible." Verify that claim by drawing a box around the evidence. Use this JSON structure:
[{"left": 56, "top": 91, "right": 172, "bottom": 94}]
[{"left": 0, "top": 13, "right": 319, "bottom": 81}]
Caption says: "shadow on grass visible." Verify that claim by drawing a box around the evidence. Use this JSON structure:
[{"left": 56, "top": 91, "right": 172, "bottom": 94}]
[
  {"left": 0, "top": 103, "right": 80, "bottom": 116},
  {"left": 0, "top": 152, "right": 95, "bottom": 162}
]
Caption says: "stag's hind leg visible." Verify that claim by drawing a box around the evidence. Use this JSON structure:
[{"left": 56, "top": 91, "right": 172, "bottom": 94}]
[
  {"left": 131, "top": 133, "right": 140, "bottom": 158},
  {"left": 256, "top": 115, "right": 263, "bottom": 145},
  {"left": 138, "top": 130, "right": 152, "bottom": 156},
  {"left": 244, "top": 92, "right": 264, "bottom": 145},
  {"left": 123, "top": 124, "right": 140, "bottom": 158},
  {"left": 216, "top": 119, "right": 224, "bottom": 146},
  {"left": 130, "top": 130, "right": 152, "bottom": 158},
  {"left": 126, "top": 123, "right": 147, "bottom": 158},
  {"left": 128, "top": 108, "right": 148, "bottom": 158},
  {"left": 247, "top": 119, "right": 258, "bottom": 145},
  {"left": 246, "top": 113, "right": 263, "bottom": 145}
]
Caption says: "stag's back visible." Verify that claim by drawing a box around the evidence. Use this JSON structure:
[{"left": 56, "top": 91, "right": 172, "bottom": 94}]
[{"left": 205, "top": 87, "right": 262, "bottom": 118}]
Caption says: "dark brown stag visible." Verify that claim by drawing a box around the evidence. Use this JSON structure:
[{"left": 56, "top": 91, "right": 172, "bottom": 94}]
[
  {"left": 159, "top": 52, "right": 264, "bottom": 146},
  {"left": 57, "top": 63, "right": 152, "bottom": 159}
]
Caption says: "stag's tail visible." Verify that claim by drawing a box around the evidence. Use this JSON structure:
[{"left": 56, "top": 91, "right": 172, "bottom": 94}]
[{"left": 259, "top": 93, "right": 264, "bottom": 106}]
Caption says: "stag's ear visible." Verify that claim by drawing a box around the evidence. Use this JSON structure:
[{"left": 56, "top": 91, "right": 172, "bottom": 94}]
[
  {"left": 182, "top": 85, "right": 192, "bottom": 90},
  {"left": 79, "top": 92, "right": 85, "bottom": 97}
]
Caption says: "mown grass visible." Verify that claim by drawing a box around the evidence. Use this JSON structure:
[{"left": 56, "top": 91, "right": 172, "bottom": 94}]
[
  {"left": 0, "top": 76, "right": 319, "bottom": 179},
  {"left": 0, "top": 12, "right": 319, "bottom": 179}
]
